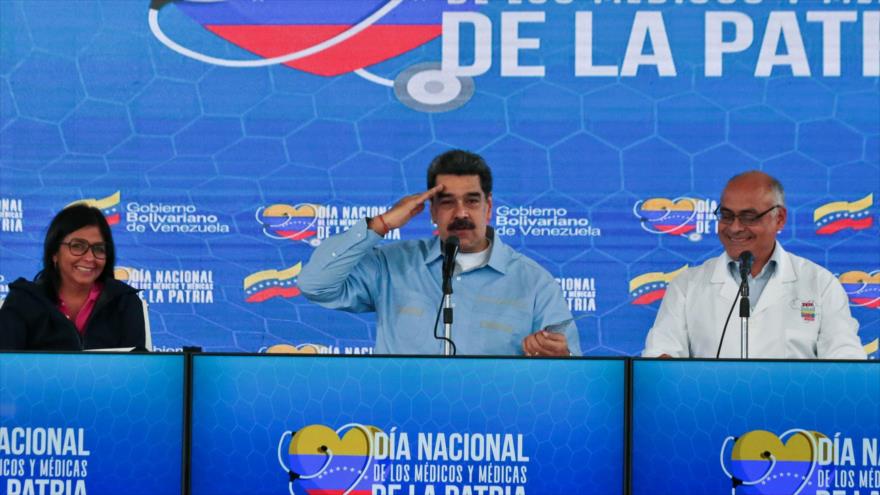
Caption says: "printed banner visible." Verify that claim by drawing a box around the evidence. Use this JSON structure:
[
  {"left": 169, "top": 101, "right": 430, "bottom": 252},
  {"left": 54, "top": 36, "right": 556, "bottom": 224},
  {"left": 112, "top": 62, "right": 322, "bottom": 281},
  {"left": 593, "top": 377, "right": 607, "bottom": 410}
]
[
  {"left": 189, "top": 355, "right": 625, "bottom": 495},
  {"left": 0, "top": 353, "right": 184, "bottom": 495},
  {"left": 0, "top": 0, "right": 878, "bottom": 356},
  {"left": 631, "top": 360, "right": 880, "bottom": 495}
]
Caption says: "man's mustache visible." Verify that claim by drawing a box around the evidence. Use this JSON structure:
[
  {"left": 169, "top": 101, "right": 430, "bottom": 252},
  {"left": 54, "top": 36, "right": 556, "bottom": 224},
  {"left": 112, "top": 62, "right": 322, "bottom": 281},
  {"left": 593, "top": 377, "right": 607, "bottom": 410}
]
[{"left": 447, "top": 218, "right": 476, "bottom": 230}]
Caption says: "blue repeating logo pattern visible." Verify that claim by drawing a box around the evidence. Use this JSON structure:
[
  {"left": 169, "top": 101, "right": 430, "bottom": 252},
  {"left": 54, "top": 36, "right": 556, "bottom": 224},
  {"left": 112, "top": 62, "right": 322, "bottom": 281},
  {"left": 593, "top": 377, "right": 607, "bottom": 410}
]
[{"left": 0, "top": 1, "right": 877, "bottom": 356}]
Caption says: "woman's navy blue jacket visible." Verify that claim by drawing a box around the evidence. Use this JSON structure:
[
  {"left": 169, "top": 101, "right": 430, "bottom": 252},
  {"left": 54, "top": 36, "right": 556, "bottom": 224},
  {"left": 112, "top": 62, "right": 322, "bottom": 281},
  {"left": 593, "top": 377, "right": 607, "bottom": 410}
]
[{"left": 0, "top": 277, "right": 146, "bottom": 351}]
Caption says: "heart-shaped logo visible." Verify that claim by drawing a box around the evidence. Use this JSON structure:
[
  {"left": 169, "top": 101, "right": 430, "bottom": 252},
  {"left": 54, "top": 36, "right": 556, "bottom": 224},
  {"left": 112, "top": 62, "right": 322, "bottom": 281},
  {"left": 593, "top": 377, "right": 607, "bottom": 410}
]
[
  {"left": 839, "top": 270, "right": 880, "bottom": 309},
  {"left": 278, "top": 423, "right": 383, "bottom": 495},
  {"left": 257, "top": 203, "right": 319, "bottom": 242},
  {"left": 264, "top": 343, "right": 324, "bottom": 355},
  {"left": 114, "top": 267, "right": 132, "bottom": 282},
  {"left": 722, "top": 429, "right": 823, "bottom": 495},
  {"left": 633, "top": 197, "right": 698, "bottom": 236},
  {"left": 166, "top": 1, "right": 452, "bottom": 76}
]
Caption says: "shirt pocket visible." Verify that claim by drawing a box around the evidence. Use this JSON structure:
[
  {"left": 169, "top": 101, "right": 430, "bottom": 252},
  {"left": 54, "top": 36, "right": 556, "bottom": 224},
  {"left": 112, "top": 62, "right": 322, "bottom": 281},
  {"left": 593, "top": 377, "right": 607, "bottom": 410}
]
[
  {"left": 388, "top": 289, "right": 439, "bottom": 353},
  {"left": 470, "top": 295, "right": 534, "bottom": 338},
  {"left": 470, "top": 308, "right": 535, "bottom": 356}
]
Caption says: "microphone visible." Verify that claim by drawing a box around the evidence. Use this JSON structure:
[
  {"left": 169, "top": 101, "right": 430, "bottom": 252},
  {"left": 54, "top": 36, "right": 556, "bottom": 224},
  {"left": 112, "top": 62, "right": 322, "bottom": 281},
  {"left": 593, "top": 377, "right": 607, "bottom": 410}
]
[
  {"left": 739, "top": 251, "right": 754, "bottom": 281},
  {"left": 442, "top": 236, "right": 460, "bottom": 295},
  {"left": 716, "top": 251, "right": 754, "bottom": 358},
  {"left": 434, "top": 236, "right": 460, "bottom": 356}
]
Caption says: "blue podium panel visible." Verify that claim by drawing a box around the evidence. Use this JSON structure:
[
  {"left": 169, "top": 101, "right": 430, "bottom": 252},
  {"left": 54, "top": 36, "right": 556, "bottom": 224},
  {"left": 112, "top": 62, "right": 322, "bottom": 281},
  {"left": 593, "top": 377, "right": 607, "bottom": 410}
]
[
  {"left": 631, "top": 359, "right": 880, "bottom": 495},
  {"left": 0, "top": 352, "right": 184, "bottom": 495},
  {"left": 189, "top": 355, "right": 625, "bottom": 495}
]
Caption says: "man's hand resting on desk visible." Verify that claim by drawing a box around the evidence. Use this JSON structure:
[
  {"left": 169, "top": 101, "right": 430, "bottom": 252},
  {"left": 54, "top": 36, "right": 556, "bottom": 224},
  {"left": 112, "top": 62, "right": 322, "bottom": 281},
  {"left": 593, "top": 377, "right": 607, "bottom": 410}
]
[{"left": 522, "top": 330, "right": 570, "bottom": 357}]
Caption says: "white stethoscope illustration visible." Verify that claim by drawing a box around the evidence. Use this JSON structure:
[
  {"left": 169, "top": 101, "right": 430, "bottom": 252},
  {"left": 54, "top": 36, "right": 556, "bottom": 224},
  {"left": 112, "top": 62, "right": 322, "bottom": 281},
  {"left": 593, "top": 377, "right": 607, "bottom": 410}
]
[
  {"left": 632, "top": 197, "right": 702, "bottom": 241},
  {"left": 719, "top": 428, "right": 818, "bottom": 495},
  {"left": 255, "top": 204, "right": 322, "bottom": 247},
  {"left": 148, "top": 0, "right": 474, "bottom": 112},
  {"left": 277, "top": 423, "right": 373, "bottom": 495},
  {"left": 845, "top": 272, "right": 880, "bottom": 308}
]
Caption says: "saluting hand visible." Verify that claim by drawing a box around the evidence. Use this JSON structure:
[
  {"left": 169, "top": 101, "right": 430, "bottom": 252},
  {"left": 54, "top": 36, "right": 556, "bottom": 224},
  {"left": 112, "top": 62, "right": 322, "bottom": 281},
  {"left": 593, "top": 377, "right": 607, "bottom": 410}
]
[{"left": 369, "top": 184, "right": 445, "bottom": 236}]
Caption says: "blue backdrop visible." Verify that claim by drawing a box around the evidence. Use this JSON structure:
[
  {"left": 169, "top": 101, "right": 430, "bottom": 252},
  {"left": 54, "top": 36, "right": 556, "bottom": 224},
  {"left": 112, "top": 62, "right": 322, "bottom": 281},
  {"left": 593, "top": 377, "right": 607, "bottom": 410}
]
[
  {"left": 631, "top": 359, "right": 880, "bottom": 495},
  {"left": 0, "top": 352, "right": 184, "bottom": 495},
  {"left": 0, "top": 0, "right": 877, "bottom": 357},
  {"left": 189, "top": 355, "right": 625, "bottom": 495}
]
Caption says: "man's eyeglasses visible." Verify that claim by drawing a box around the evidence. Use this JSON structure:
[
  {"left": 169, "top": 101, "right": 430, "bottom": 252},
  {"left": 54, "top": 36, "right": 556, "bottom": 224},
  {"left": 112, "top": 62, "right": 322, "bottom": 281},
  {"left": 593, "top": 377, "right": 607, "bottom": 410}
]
[
  {"left": 713, "top": 205, "right": 781, "bottom": 226},
  {"left": 60, "top": 239, "right": 107, "bottom": 259}
]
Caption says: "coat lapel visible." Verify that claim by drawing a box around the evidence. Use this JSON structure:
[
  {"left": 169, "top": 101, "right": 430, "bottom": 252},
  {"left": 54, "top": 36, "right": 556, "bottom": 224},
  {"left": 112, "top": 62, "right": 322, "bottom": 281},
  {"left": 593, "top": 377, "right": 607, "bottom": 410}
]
[
  {"left": 710, "top": 253, "right": 739, "bottom": 302},
  {"left": 753, "top": 244, "right": 797, "bottom": 314}
]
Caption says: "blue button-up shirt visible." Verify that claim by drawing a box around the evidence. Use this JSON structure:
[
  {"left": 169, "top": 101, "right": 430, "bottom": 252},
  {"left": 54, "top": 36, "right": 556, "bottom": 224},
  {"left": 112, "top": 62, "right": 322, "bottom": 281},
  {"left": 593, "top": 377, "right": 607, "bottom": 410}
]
[{"left": 298, "top": 220, "right": 579, "bottom": 356}]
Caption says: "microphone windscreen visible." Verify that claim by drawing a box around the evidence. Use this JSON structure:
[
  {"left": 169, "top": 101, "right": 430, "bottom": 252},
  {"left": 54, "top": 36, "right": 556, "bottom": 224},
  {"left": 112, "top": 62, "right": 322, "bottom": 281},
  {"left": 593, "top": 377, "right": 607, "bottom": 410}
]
[
  {"left": 442, "top": 236, "right": 460, "bottom": 285},
  {"left": 739, "top": 251, "right": 753, "bottom": 276},
  {"left": 446, "top": 236, "right": 460, "bottom": 250}
]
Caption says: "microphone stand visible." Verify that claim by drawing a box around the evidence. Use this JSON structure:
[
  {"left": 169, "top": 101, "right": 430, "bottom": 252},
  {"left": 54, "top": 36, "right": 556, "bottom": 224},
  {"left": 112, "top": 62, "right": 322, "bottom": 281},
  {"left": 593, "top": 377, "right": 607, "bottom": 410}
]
[
  {"left": 430, "top": 267, "right": 457, "bottom": 357},
  {"left": 739, "top": 270, "right": 751, "bottom": 359},
  {"left": 442, "top": 276, "right": 454, "bottom": 356},
  {"left": 715, "top": 251, "right": 754, "bottom": 359},
  {"left": 440, "top": 237, "right": 459, "bottom": 357},
  {"left": 739, "top": 279, "right": 750, "bottom": 359}
]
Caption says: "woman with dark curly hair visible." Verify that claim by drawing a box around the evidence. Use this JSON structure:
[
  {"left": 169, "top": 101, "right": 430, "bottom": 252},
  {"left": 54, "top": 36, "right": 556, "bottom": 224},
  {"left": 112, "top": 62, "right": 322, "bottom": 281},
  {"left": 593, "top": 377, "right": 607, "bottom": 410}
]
[{"left": 0, "top": 204, "right": 148, "bottom": 350}]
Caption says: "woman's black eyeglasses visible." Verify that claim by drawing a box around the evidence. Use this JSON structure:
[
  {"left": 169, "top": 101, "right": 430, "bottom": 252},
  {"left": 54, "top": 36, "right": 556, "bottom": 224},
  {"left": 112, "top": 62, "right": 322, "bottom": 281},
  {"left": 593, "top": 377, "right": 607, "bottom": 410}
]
[{"left": 60, "top": 239, "right": 107, "bottom": 259}]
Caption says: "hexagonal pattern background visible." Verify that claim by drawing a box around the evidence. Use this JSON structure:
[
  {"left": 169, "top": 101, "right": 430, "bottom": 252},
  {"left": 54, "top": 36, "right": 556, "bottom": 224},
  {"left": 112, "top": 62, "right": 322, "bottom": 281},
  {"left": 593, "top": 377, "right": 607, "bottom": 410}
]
[
  {"left": 631, "top": 360, "right": 880, "bottom": 495},
  {"left": 0, "top": 2, "right": 877, "bottom": 357},
  {"left": 189, "top": 355, "right": 625, "bottom": 495},
  {"left": 0, "top": 353, "right": 184, "bottom": 495}
]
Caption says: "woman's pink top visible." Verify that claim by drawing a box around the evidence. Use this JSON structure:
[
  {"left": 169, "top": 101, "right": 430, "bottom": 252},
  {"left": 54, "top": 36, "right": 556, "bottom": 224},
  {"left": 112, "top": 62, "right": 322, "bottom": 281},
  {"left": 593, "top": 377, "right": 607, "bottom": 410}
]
[{"left": 57, "top": 282, "right": 103, "bottom": 335}]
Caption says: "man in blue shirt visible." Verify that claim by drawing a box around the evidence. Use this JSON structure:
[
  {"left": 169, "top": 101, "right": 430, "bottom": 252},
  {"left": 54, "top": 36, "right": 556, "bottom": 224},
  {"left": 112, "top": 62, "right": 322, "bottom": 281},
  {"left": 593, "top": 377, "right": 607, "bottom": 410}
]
[{"left": 298, "top": 150, "right": 578, "bottom": 356}]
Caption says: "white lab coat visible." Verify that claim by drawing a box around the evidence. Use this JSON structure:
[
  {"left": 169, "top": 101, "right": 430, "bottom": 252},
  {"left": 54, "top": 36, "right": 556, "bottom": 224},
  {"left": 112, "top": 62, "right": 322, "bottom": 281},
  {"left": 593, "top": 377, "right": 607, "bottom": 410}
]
[{"left": 642, "top": 243, "right": 866, "bottom": 359}]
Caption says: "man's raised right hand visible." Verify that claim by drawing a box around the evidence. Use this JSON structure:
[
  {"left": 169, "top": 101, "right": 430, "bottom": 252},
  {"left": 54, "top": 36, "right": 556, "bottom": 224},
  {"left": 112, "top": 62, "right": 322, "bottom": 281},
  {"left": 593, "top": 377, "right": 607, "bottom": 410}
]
[{"left": 369, "top": 184, "right": 445, "bottom": 236}]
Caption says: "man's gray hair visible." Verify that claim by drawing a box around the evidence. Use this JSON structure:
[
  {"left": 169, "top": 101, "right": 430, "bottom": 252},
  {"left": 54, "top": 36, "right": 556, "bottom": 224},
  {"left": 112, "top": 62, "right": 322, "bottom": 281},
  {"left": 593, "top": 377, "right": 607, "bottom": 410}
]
[{"left": 727, "top": 170, "right": 785, "bottom": 216}]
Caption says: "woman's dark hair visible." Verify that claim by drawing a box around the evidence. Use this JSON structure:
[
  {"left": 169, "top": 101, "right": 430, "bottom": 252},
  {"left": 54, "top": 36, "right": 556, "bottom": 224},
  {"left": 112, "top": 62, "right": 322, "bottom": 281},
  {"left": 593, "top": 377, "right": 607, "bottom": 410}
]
[{"left": 39, "top": 204, "right": 116, "bottom": 298}]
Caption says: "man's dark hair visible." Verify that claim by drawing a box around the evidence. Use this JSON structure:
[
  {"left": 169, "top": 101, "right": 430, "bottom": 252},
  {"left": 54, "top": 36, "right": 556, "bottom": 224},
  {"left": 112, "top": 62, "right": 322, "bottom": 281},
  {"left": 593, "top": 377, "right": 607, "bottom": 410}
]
[
  {"left": 427, "top": 150, "right": 493, "bottom": 195},
  {"left": 39, "top": 204, "right": 116, "bottom": 299}
]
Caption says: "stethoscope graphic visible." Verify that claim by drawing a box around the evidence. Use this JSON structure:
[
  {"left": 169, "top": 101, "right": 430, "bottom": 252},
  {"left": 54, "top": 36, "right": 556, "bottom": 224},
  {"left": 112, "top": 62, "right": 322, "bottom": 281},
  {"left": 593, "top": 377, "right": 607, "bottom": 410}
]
[
  {"left": 719, "top": 428, "right": 818, "bottom": 495},
  {"left": 255, "top": 204, "right": 322, "bottom": 247},
  {"left": 276, "top": 423, "right": 373, "bottom": 495},
  {"left": 843, "top": 272, "right": 880, "bottom": 308},
  {"left": 632, "top": 197, "right": 702, "bottom": 241},
  {"left": 148, "top": 0, "right": 475, "bottom": 112}
]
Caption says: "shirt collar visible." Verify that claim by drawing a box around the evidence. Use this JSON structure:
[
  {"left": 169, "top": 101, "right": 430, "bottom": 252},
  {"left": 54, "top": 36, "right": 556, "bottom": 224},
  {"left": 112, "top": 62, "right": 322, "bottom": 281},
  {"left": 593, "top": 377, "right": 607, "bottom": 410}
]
[
  {"left": 725, "top": 242, "right": 781, "bottom": 281},
  {"left": 88, "top": 281, "right": 104, "bottom": 302},
  {"left": 484, "top": 228, "right": 510, "bottom": 274},
  {"left": 425, "top": 227, "right": 508, "bottom": 274},
  {"left": 57, "top": 281, "right": 104, "bottom": 313}
]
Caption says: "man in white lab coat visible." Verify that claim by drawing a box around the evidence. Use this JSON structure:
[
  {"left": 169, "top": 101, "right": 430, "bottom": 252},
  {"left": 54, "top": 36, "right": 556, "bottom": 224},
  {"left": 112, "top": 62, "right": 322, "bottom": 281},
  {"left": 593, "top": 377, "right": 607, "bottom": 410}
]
[{"left": 642, "top": 171, "right": 866, "bottom": 359}]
